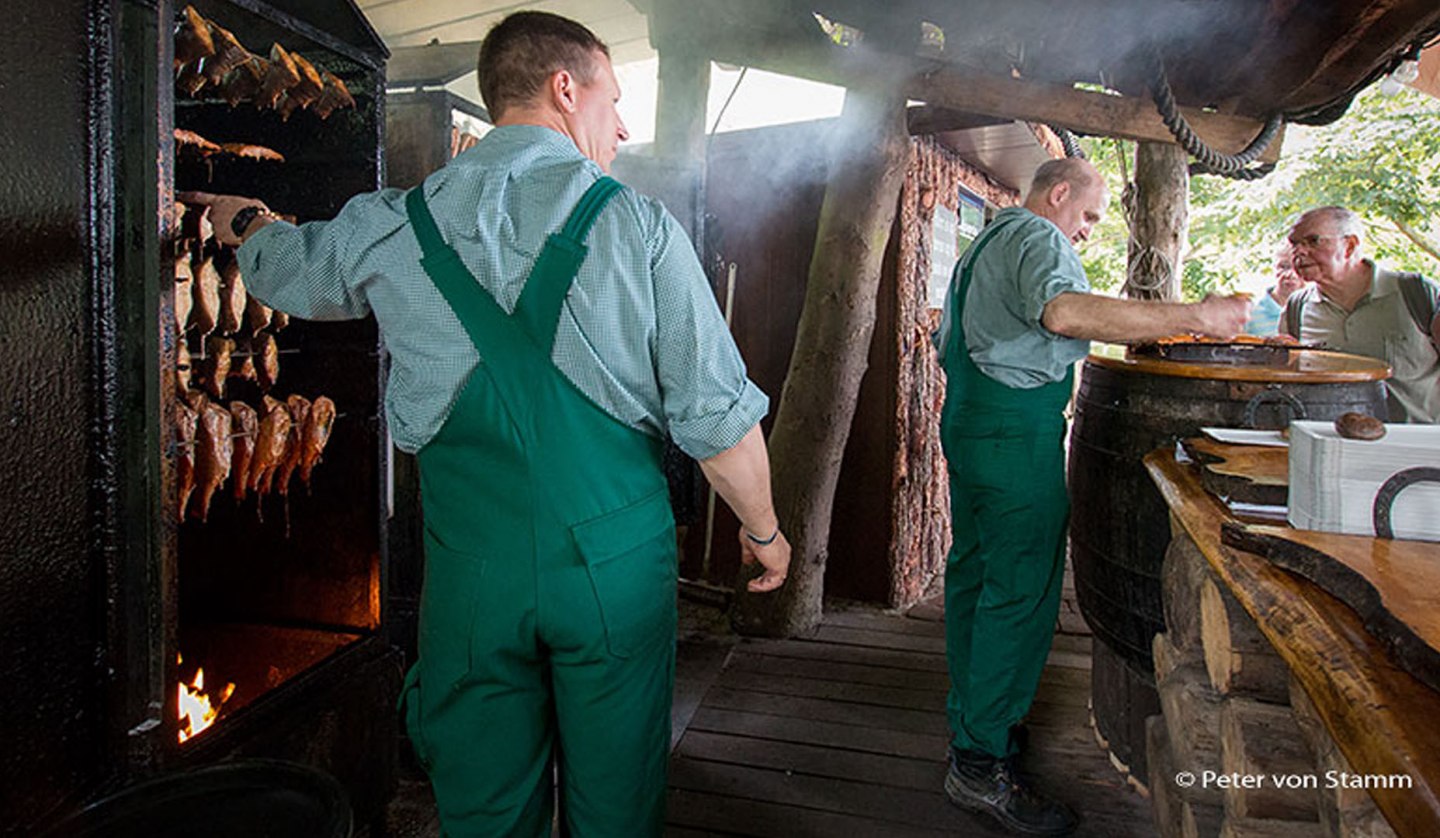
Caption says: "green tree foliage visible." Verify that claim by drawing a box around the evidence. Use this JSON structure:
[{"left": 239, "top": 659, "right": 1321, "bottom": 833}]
[{"left": 1077, "top": 86, "right": 1440, "bottom": 300}]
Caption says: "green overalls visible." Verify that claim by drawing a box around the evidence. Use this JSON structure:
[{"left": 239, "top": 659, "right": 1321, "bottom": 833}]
[
  {"left": 398, "top": 178, "right": 677, "bottom": 836},
  {"left": 940, "top": 219, "right": 1072, "bottom": 758}
]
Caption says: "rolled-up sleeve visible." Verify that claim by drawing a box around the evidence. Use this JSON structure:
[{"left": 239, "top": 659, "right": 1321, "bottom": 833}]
[
  {"left": 646, "top": 206, "right": 769, "bottom": 460},
  {"left": 1018, "top": 231, "right": 1090, "bottom": 341},
  {"left": 236, "top": 189, "right": 408, "bottom": 321}
]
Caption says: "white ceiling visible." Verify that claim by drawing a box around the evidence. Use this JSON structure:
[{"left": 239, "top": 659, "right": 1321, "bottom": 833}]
[{"left": 357, "top": 0, "right": 656, "bottom": 64}]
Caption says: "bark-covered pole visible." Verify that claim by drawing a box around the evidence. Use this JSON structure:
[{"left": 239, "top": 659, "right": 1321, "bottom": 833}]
[
  {"left": 731, "top": 82, "right": 909, "bottom": 637},
  {"left": 1123, "top": 141, "right": 1189, "bottom": 301}
]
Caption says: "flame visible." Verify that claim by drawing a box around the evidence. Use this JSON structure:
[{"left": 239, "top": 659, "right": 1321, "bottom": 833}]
[{"left": 177, "top": 654, "right": 235, "bottom": 743}]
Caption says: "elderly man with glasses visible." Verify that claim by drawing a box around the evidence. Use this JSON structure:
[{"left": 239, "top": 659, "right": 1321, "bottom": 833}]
[{"left": 1283, "top": 206, "right": 1440, "bottom": 422}]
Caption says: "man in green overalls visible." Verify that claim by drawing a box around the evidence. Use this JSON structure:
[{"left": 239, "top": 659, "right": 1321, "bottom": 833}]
[
  {"left": 935, "top": 158, "right": 1248, "bottom": 835},
  {"left": 192, "top": 12, "right": 790, "bottom": 836}
]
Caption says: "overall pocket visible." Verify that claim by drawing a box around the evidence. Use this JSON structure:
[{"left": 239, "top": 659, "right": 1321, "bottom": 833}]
[
  {"left": 417, "top": 532, "right": 485, "bottom": 689},
  {"left": 570, "top": 489, "right": 678, "bottom": 658}
]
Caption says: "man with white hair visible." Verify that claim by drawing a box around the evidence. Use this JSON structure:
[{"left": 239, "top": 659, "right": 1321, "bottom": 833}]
[{"left": 1283, "top": 206, "right": 1440, "bottom": 422}]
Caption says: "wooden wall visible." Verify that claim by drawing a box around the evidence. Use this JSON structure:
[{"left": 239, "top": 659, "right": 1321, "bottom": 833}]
[{"left": 690, "top": 122, "right": 1021, "bottom": 608}]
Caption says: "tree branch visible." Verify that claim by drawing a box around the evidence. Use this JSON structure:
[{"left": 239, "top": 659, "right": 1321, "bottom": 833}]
[{"left": 1392, "top": 216, "right": 1440, "bottom": 266}]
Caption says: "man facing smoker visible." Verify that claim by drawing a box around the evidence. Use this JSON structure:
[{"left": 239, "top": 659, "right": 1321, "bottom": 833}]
[
  {"left": 184, "top": 11, "right": 789, "bottom": 836},
  {"left": 1283, "top": 206, "right": 1440, "bottom": 423},
  {"left": 936, "top": 157, "right": 1249, "bottom": 835}
]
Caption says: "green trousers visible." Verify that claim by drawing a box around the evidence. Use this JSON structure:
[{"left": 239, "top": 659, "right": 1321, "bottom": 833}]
[
  {"left": 939, "top": 220, "right": 1072, "bottom": 758},
  {"left": 398, "top": 179, "right": 676, "bottom": 836}
]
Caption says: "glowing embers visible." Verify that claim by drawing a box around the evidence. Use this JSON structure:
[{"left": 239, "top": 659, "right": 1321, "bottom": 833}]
[{"left": 177, "top": 653, "right": 235, "bottom": 743}]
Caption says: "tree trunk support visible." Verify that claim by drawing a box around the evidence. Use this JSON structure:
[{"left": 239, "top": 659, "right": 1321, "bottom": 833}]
[
  {"left": 731, "top": 82, "right": 909, "bottom": 637},
  {"left": 1124, "top": 141, "right": 1189, "bottom": 301}
]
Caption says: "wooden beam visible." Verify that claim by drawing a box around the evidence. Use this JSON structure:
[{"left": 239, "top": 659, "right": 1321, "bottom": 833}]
[
  {"left": 905, "top": 105, "right": 1010, "bottom": 135},
  {"left": 701, "top": 33, "right": 1283, "bottom": 162},
  {"left": 913, "top": 66, "right": 1283, "bottom": 163}
]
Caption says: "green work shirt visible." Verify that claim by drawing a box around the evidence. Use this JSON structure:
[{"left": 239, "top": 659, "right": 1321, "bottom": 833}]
[
  {"left": 934, "top": 207, "right": 1091, "bottom": 388},
  {"left": 237, "top": 125, "right": 767, "bottom": 457}
]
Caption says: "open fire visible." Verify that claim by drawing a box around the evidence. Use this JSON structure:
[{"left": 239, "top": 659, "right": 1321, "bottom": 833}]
[{"left": 177, "top": 654, "right": 235, "bottom": 743}]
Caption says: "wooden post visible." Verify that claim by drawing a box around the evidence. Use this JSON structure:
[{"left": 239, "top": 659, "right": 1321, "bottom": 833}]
[
  {"left": 1288, "top": 677, "right": 1399, "bottom": 838},
  {"left": 1163, "top": 521, "right": 1216, "bottom": 654},
  {"left": 1123, "top": 141, "right": 1188, "bottom": 301},
  {"left": 1220, "top": 698, "right": 1321, "bottom": 822},
  {"left": 1156, "top": 654, "right": 1225, "bottom": 806},
  {"left": 650, "top": 1, "right": 711, "bottom": 245},
  {"left": 1200, "top": 577, "right": 1290, "bottom": 703},
  {"left": 731, "top": 82, "right": 909, "bottom": 637}
]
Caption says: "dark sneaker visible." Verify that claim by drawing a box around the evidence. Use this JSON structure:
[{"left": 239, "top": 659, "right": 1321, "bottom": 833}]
[{"left": 945, "top": 749, "right": 1078, "bottom": 836}]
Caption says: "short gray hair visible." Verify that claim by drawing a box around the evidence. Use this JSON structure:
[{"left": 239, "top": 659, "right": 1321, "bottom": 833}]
[
  {"left": 1028, "top": 158, "right": 1100, "bottom": 201},
  {"left": 1300, "top": 206, "right": 1364, "bottom": 240}
]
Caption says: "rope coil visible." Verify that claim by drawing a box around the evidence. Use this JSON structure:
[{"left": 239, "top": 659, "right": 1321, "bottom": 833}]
[{"left": 1148, "top": 48, "right": 1282, "bottom": 179}]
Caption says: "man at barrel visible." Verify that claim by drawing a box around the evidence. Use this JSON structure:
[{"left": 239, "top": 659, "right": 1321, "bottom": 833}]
[
  {"left": 183, "top": 11, "right": 790, "bottom": 836},
  {"left": 1283, "top": 205, "right": 1440, "bottom": 423},
  {"left": 935, "top": 157, "right": 1249, "bottom": 835}
]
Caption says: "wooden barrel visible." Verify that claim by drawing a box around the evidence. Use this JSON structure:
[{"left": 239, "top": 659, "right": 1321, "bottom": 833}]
[
  {"left": 1090, "top": 637, "right": 1162, "bottom": 780},
  {"left": 1068, "top": 350, "right": 1388, "bottom": 670},
  {"left": 1071, "top": 350, "right": 1388, "bottom": 779}
]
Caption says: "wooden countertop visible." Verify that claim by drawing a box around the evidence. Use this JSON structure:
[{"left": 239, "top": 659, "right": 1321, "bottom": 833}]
[
  {"left": 1087, "top": 348, "right": 1391, "bottom": 382},
  {"left": 1146, "top": 449, "right": 1440, "bottom": 837}
]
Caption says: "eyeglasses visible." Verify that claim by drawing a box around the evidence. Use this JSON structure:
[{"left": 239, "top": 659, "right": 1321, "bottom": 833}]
[{"left": 1288, "top": 233, "right": 1343, "bottom": 249}]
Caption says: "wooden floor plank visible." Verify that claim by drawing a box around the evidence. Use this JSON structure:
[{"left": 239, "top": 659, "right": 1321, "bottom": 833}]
[
  {"left": 686, "top": 706, "right": 945, "bottom": 760},
  {"left": 810, "top": 625, "right": 949, "bottom": 655},
  {"left": 666, "top": 788, "right": 957, "bottom": 838},
  {"left": 736, "top": 638, "right": 949, "bottom": 673},
  {"left": 676, "top": 729, "right": 944, "bottom": 791},
  {"left": 715, "top": 666, "right": 948, "bottom": 713},
  {"left": 668, "top": 756, "right": 985, "bottom": 832},
  {"left": 822, "top": 608, "right": 947, "bottom": 638},
  {"left": 700, "top": 686, "right": 944, "bottom": 735},
  {"left": 725, "top": 648, "right": 951, "bottom": 692},
  {"left": 674, "top": 642, "right": 734, "bottom": 750},
  {"left": 1050, "top": 632, "right": 1094, "bottom": 656},
  {"left": 664, "top": 606, "right": 1155, "bottom": 838}
]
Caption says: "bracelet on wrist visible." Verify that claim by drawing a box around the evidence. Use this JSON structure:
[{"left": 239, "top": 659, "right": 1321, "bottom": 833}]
[
  {"left": 230, "top": 204, "right": 276, "bottom": 240},
  {"left": 745, "top": 527, "right": 780, "bottom": 546}
]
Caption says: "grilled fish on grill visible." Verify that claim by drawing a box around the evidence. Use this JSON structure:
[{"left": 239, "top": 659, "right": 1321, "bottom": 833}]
[
  {"left": 174, "top": 6, "right": 214, "bottom": 69},
  {"left": 311, "top": 72, "right": 356, "bottom": 119},
  {"left": 218, "top": 258, "right": 246, "bottom": 335},
  {"left": 201, "top": 335, "right": 234, "bottom": 400},
  {"left": 176, "top": 341, "right": 192, "bottom": 393},
  {"left": 300, "top": 395, "right": 336, "bottom": 489},
  {"left": 274, "top": 394, "right": 311, "bottom": 498},
  {"left": 176, "top": 399, "right": 199, "bottom": 522},
  {"left": 270, "top": 310, "right": 290, "bottom": 332},
  {"left": 218, "top": 55, "right": 267, "bottom": 108},
  {"left": 190, "top": 255, "right": 222, "bottom": 337},
  {"left": 229, "top": 336, "right": 257, "bottom": 383},
  {"left": 174, "top": 128, "right": 222, "bottom": 156},
  {"left": 174, "top": 253, "right": 194, "bottom": 332},
  {"left": 255, "top": 331, "right": 280, "bottom": 391},
  {"left": 229, "top": 401, "right": 259, "bottom": 501},
  {"left": 194, "top": 399, "right": 233, "bottom": 521},
  {"left": 245, "top": 294, "right": 273, "bottom": 332},
  {"left": 249, "top": 395, "right": 293, "bottom": 499},
  {"left": 180, "top": 200, "right": 214, "bottom": 245},
  {"left": 219, "top": 142, "right": 284, "bottom": 162},
  {"left": 278, "top": 52, "right": 324, "bottom": 119},
  {"left": 202, "top": 21, "right": 250, "bottom": 87},
  {"left": 177, "top": 62, "right": 208, "bottom": 96},
  {"left": 258, "top": 43, "right": 301, "bottom": 110}
]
